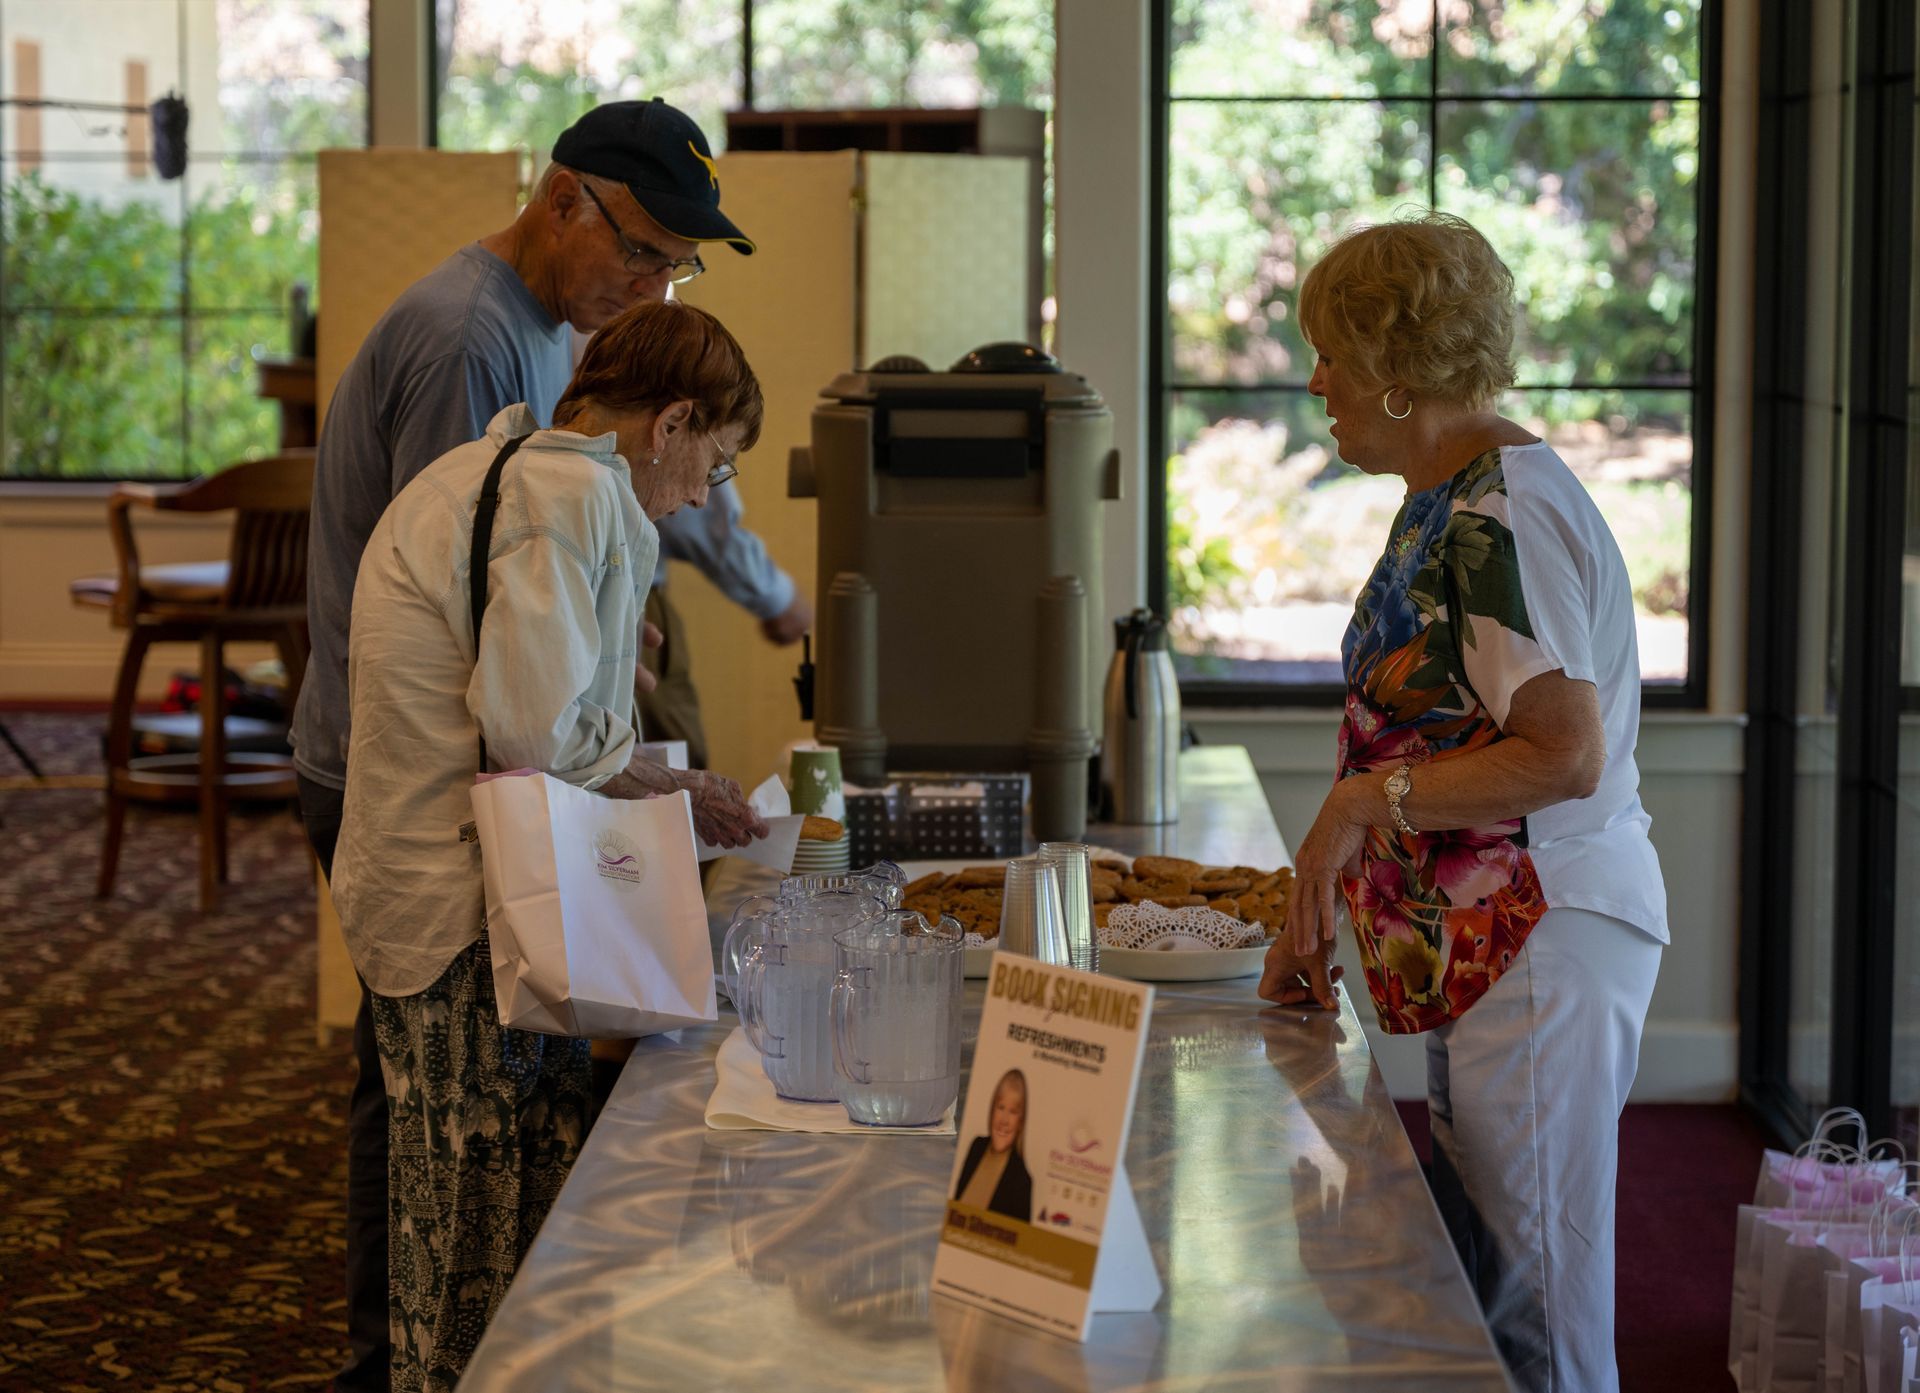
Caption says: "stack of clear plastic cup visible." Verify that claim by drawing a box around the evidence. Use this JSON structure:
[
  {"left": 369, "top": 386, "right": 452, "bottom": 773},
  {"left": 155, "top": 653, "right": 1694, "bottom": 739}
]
[
  {"left": 998, "top": 856, "right": 1070, "bottom": 966},
  {"left": 1039, "top": 842, "right": 1098, "bottom": 973}
]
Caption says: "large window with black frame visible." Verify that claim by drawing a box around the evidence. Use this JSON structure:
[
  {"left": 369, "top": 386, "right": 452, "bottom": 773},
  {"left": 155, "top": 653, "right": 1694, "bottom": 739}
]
[
  {"left": 1154, "top": 0, "right": 1711, "bottom": 701},
  {"left": 0, "top": 1, "right": 368, "bottom": 480},
  {"left": 431, "top": 1, "right": 1053, "bottom": 182},
  {"left": 1742, "top": 0, "right": 1915, "bottom": 1152}
]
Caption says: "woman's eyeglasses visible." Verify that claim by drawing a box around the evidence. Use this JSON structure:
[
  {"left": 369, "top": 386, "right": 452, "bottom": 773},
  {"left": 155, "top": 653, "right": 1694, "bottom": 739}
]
[{"left": 703, "top": 428, "right": 738, "bottom": 488}]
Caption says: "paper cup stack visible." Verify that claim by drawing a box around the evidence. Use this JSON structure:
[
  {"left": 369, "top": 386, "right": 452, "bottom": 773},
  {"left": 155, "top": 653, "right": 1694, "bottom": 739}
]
[{"left": 788, "top": 746, "right": 851, "bottom": 874}]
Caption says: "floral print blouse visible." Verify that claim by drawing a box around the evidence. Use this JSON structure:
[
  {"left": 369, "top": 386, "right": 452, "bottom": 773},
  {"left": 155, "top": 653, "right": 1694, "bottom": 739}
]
[{"left": 1339, "top": 449, "right": 1550, "bottom": 1035}]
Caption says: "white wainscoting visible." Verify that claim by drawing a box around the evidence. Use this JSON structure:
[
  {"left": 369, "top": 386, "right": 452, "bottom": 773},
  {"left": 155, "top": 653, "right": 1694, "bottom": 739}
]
[{"left": 1188, "top": 709, "right": 1746, "bottom": 1103}]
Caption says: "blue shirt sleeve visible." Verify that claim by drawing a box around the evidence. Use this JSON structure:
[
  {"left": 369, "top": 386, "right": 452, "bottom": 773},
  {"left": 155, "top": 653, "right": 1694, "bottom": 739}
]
[{"left": 651, "top": 481, "right": 797, "bottom": 619}]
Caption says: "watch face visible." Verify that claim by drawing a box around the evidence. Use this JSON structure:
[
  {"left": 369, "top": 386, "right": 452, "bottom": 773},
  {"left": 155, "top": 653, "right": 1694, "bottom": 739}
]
[{"left": 1386, "top": 771, "right": 1410, "bottom": 797}]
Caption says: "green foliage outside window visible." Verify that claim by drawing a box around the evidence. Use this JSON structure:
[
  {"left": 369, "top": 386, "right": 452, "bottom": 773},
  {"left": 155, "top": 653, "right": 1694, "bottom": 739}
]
[
  {"left": 1163, "top": 0, "right": 1704, "bottom": 682},
  {"left": 433, "top": 0, "right": 1052, "bottom": 155},
  {"left": 2, "top": 172, "right": 314, "bottom": 479}
]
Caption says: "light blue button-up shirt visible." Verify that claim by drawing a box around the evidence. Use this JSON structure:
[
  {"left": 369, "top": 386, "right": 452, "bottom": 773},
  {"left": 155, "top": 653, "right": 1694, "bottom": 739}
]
[{"left": 332, "top": 406, "right": 660, "bottom": 996}]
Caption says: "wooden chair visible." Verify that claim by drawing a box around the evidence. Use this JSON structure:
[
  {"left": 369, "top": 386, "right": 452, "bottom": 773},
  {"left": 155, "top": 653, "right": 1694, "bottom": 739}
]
[{"left": 69, "top": 453, "right": 314, "bottom": 912}]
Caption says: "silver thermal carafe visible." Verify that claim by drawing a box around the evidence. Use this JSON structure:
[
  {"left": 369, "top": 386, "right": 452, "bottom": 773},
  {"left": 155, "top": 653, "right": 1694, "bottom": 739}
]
[{"left": 1102, "top": 608, "right": 1179, "bottom": 824}]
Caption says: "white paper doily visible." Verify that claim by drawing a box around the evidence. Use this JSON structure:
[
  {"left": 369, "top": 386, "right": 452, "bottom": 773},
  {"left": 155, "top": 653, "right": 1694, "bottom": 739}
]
[{"left": 1097, "top": 901, "right": 1270, "bottom": 952}]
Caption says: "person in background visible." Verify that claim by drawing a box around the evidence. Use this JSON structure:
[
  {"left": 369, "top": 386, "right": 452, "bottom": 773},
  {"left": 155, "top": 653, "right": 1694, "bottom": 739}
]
[
  {"left": 1256, "top": 212, "right": 1666, "bottom": 1393},
  {"left": 644, "top": 493, "right": 811, "bottom": 769},
  {"left": 291, "top": 98, "right": 767, "bottom": 1393},
  {"left": 332, "top": 299, "right": 766, "bottom": 1391}
]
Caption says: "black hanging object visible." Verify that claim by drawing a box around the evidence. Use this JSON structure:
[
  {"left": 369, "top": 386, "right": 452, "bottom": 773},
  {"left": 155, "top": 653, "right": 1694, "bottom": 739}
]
[
  {"left": 150, "top": 93, "right": 188, "bottom": 180},
  {"left": 793, "top": 632, "right": 815, "bottom": 722}
]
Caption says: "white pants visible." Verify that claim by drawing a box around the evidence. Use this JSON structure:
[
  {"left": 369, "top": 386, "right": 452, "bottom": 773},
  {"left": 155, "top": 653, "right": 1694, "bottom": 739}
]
[{"left": 1426, "top": 906, "right": 1663, "bottom": 1393}]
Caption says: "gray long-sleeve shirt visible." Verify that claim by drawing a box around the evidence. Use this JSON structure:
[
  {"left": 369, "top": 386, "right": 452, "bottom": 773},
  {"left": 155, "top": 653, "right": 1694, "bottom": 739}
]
[{"left": 293, "top": 245, "right": 794, "bottom": 789}]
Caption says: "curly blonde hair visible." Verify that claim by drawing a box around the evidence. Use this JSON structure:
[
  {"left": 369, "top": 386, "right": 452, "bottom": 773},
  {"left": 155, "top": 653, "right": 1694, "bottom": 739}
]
[{"left": 1296, "top": 211, "right": 1517, "bottom": 408}]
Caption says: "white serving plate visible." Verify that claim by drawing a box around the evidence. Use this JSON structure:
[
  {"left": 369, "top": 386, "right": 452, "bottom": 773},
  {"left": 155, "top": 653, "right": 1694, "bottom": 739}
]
[{"left": 1096, "top": 941, "right": 1272, "bottom": 982}]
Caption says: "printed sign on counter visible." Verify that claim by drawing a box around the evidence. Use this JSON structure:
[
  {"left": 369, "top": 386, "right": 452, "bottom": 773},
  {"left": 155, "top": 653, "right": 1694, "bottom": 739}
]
[{"left": 931, "top": 953, "right": 1161, "bottom": 1340}]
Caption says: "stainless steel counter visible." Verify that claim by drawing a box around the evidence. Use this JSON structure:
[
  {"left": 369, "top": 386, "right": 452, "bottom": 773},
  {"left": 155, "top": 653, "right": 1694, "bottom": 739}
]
[{"left": 460, "top": 749, "right": 1511, "bottom": 1391}]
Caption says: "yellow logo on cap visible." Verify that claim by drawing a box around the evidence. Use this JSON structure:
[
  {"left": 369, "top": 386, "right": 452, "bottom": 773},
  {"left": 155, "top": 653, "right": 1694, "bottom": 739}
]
[{"left": 688, "top": 142, "right": 719, "bottom": 190}]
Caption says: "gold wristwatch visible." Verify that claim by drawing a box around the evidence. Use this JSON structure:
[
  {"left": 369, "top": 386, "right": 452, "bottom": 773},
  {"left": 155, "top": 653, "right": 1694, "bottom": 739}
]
[{"left": 1384, "top": 763, "right": 1415, "bottom": 836}]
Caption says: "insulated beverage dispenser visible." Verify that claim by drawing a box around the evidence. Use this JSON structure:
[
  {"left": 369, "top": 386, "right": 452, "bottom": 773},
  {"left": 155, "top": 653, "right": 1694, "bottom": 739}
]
[{"left": 790, "top": 343, "right": 1121, "bottom": 842}]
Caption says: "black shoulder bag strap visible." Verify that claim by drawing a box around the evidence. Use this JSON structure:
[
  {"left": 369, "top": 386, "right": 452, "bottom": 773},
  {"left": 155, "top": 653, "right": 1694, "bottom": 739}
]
[{"left": 469, "top": 433, "right": 532, "bottom": 774}]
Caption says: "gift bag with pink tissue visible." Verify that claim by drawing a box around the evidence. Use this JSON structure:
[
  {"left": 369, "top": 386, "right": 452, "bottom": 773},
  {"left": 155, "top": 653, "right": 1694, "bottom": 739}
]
[
  {"left": 1863, "top": 1275, "right": 1920, "bottom": 1393},
  {"left": 1753, "top": 1201, "right": 1908, "bottom": 1393},
  {"left": 1832, "top": 1258, "right": 1912, "bottom": 1393},
  {"left": 1805, "top": 1185, "right": 1920, "bottom": 1393},
  {"left": 1759, "top": 1111, "right": 1909, "bottom": 1209},
  {"left": 1737, "top": 1138, "right": 1911, "bottom": 1392},
  {"left": 1761, "top": 1221, "right": 1876, "bottom": 1392},
  {"left": 1857, "top": 1216, "right": 1920, "bottom": 1393}
]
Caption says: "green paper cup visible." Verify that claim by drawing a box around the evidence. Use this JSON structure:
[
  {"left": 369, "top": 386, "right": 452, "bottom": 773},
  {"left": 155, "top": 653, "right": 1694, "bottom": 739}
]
[{"left": 789, "top": 746, "right": 845, "bottom": 818}]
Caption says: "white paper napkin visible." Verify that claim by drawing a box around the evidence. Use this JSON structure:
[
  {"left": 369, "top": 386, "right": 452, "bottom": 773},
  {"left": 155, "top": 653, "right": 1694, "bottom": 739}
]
[
  {"left": 703, "top": 1028, "right": 956, "bottom": 1135},
  {"left": 698, "top": 774, "right": 805, "bottom": 870},
  {"left": 637, "top": 739, "right": 689, "bottom": 770}
]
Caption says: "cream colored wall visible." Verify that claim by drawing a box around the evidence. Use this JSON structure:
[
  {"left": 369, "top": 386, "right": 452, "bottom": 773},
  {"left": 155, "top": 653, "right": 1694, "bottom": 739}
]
[
  {"left": 0, "top": 493, "right": 273, "bottom": 700},
  {"left": 671, "top": 152, "right": 859, "bottom": 790}
]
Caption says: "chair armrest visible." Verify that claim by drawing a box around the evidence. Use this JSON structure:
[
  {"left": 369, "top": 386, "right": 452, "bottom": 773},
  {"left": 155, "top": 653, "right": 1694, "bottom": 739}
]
[{"left": 103, "top": 485, "right": 167, "bottom": 625}]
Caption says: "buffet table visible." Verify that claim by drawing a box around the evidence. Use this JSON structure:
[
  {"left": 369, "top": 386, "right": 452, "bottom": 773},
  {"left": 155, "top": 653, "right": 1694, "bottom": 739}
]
[{"left": 460, "top": 747, "right": 1512, "bottom": 1391}]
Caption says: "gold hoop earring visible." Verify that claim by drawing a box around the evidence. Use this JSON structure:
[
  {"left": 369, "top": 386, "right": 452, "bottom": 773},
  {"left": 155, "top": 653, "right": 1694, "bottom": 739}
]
[{"left": 1383, "top": 390, "right": 1412, "bottom": 421}]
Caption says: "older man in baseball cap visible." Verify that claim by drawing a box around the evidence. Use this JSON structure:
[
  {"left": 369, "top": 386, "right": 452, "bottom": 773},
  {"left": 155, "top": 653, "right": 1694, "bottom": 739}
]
[{"left": 296, "top": 98, "right": 796, "bottom": 1393}]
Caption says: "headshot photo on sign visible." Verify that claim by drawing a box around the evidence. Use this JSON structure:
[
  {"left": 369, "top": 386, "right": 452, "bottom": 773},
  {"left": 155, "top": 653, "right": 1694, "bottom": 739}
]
[{"left": 953, "top": 1068, "right": 1034, "bottom": 1224}]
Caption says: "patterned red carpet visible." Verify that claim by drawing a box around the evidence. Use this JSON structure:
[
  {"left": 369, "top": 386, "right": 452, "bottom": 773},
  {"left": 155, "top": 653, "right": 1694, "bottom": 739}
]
[{"left": 0, "top": 711, "right": 354, "bottom": 1390}]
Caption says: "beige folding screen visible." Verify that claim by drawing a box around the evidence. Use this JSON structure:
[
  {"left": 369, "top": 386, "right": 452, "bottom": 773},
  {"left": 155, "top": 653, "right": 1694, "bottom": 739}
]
[{"left": 312, "top": 149, "right": 519, "bottom": 1041}]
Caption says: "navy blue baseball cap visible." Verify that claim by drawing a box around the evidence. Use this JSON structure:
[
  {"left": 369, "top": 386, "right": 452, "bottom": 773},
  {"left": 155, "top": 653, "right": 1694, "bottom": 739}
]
[{"left": 552, "top": 98, "right": 754, "bottom": 255}]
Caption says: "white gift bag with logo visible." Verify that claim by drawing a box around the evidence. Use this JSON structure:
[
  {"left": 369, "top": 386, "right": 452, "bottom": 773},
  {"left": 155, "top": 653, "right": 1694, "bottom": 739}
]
[{"left": 469, "top": 770, "right": 717, "bottom": 1038}]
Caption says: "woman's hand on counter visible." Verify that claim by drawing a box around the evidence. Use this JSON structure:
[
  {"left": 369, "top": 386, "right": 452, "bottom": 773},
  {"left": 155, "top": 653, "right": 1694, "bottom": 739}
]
[
  {"left": 1257, "top": 933, "right": 1343, "bottom": 1010},
  {"left": 1287, "top": 781, "right": 1367, "bottom": 958}
]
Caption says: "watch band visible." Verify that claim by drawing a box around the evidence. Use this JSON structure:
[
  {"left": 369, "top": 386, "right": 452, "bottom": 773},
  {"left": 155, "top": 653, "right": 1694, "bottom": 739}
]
[{"left": 1386, "top": 763, "right": 1415, "bottom": 837}]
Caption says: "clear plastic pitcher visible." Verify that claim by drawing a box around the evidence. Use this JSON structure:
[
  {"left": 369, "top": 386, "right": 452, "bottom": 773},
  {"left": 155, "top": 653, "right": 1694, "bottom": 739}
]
[
  {"left": 720, "top": 862, "right": 908, "bottom": 1005},
  {"left": 830, "top": 911, "right": 966, "bottom": 1127},
  {"left": 739, "top": 889, "right": 887, "bottom": 1101},
  {"left": 783, "top": 860, "right": 908, "bottom": 908}
]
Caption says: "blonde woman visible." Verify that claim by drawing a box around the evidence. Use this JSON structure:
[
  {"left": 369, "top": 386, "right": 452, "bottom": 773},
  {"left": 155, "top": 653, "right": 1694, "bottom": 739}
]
[
  {"left": 1257, "top": 212, "right": 1667, "bottom": 1393},
  {"left": 953, "top": 1069, "right": 1033, "bottom": 1223}
]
